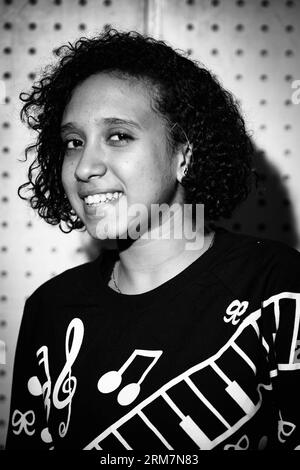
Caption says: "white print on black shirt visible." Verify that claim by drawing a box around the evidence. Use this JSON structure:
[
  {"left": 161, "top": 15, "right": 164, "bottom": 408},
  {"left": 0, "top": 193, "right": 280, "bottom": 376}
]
[
  {"left": 223, "top": 300, "right": 249, "bottom": 325},
  {"left": 12, "top": 410, "right": 35, "bottom": 436},
  {"left": 12, "top": 317, "right": 84, "bottom": 444},
  {"left": 11, "top": 292, "right": 300, "bottom": 450},
  {"left": 84, "top": 292, "right": 300, "bottom": 450},
  {"left": 97, "top": 349, "right": 163, "bottom": 406}
]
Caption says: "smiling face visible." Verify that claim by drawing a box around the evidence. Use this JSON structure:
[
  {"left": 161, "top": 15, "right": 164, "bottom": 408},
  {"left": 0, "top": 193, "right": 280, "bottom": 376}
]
[{"left": 61, "top": 72, "right": 186, "bottom": 240}]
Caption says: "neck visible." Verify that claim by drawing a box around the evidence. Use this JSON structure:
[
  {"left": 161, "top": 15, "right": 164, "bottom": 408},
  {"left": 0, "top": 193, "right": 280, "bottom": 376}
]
[{"left": 111, "top": 205, "right": 215, "bottom": 294}]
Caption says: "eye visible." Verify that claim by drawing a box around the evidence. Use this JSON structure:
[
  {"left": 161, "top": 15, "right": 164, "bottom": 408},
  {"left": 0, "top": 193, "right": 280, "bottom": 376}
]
[
  {"left": 63, "top": 139, "right": 83, "bottom": 150},
  {"left": 108, "top": 132, "right": 134, "bottom": 145}
]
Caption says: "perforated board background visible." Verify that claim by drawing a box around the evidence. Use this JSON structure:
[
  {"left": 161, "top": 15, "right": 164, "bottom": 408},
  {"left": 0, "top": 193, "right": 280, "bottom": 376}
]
[{"left": 0, "top": 0, "right": 299, "bottom": 449}]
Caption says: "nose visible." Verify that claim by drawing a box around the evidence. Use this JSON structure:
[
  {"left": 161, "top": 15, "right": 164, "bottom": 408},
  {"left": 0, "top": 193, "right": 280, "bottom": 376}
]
[{"left": 74, "top": 144, "right": 107, "bottom": 181}]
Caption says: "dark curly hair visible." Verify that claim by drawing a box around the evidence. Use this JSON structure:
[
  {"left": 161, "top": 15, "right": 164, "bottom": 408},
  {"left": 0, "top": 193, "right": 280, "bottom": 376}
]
[{"left": 18, "top": 27, "right": 256, "bottom": 233}]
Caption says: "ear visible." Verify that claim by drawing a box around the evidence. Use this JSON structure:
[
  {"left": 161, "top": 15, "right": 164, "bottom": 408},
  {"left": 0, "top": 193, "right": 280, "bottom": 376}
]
[{"left": 176, "top": 142, "right": 193, "bottom": 183}]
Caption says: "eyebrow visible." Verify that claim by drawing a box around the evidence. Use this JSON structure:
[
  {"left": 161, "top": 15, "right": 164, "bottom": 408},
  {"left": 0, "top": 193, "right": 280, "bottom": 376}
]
[{"left": 60, "top": 117, "right": 143, "bottom": 134}]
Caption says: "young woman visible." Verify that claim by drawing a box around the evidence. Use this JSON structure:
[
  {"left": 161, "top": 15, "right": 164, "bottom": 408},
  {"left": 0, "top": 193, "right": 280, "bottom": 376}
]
[{"left": 6, "top": 29, "right": 300, "bottom": 451}]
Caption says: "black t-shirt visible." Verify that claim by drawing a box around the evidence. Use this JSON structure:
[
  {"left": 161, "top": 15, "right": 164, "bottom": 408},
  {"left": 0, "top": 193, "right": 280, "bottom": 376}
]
[{"left": 5, "top": 226, "right": 300, "bottom": 450}]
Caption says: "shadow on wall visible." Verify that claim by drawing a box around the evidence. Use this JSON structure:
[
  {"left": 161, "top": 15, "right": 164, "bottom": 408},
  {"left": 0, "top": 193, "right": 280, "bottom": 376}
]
[
  {"left": 218, "top": 141, "right": 298, "bottom": 249},
  {"left": 83, "top": 140, "right": 299, "bottom": 262}
]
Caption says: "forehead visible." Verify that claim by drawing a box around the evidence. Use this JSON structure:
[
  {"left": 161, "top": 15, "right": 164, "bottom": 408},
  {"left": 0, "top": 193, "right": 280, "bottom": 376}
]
[{"left": 62, "top": 72, "right": 160, "bottom": 127}]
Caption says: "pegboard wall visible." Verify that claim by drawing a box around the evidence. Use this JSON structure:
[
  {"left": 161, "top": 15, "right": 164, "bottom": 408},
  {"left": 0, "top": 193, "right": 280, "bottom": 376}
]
[{"left": 0, "top": 0, "right": 300, "bottom": 449}]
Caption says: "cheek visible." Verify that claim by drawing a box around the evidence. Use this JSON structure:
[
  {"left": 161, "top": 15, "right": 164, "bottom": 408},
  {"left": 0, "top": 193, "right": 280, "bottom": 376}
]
[{"left": 61, "top": 161, "right": 75, "bottom": 193}]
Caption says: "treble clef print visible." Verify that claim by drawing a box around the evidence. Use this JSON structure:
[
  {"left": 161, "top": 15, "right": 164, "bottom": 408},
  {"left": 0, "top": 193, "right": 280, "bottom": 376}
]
[{"left": 52, "top": 318, "right": 84, "bottom": 438}]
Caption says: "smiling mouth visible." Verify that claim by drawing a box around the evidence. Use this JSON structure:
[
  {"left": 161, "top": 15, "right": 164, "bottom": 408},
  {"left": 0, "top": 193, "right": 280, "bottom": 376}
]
[{"left": 83, "top": 192, "right": 124, "bottom": 206}]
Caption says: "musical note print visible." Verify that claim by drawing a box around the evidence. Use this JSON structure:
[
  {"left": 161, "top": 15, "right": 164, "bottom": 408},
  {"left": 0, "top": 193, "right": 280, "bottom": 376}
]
[
  {"left": 97, "top": 349, "right": 163, "bottom": 406},
  {"left": 278, "top": 411, "right": 296, "bottom": 443},
  {"left": 223, "top": 300, "right": 249, "bottom": 326},
  {"left": 224, "top": 434, "right": 249, "bottom": 450},
  {"left": 53, "top": 318, "right": 84, "bottom": 437},
  {"left": 12, "top": 410, "right": 35, "bottom": 436}
]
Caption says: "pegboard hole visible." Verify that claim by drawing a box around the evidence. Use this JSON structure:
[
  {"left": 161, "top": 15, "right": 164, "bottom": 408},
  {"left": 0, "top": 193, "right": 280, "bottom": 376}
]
[
  {"left": 235, "top": 74, "right": 243, "bottom": 80},
  {"left": 286, "top": 0, "right": 294, "bottom": 7},
  {"left": 28, "top": 22, "right": 37, "bottom": 30},
  {"left": 28, "top": 47, "right": 36, "bottom": 55},
  {"left": 235, "top": 49, "right": 244, "bottom": 56},
  {"left": 2, "top": 122, "right": 10, "bottom": 129},
  {"left": 28, "top": 72, "right": 36, "bottom": 80},
  {"left": 3, "top": 47, "right": 12, "bottom": 54},
  {"left": 261, "top": 24, "right": 269, "bottom": 32},
  {"left": 0, "top": 320, "right": 7, "bottom": 327},
  {"left": 260, "top": 74, "right": 268, "bottom": 81},
  {"left": 1, "top": 172, "right": 10, "bottom": 180},
  {"left": 3, "top": 72, "right": 11, "bottom": 79},
  {"left": 259, "top": 99, "right": 267, "bottom": 105},
  {"left": 261, "top": 0, "right": 269, "bottom": 6},
  {"left": 285, "top": 74, "right": 293, "bottom": 82},
  {"left": 235, "top": 24, "right": 244, "bottom": 31},
  {"left": 257, "top": 223, "right": 266, "bottom": 232},
  {"left": 3, "top": 22, "right": 12, "bottom": 30},
  {"left": 285, "top": 25, "right": 294, "bottom": 32},
  {"left": 0, "top": 270, "right": 7, "bottom": 277},
  {"left": 211, "top": 24, "right": 219, "bottom": 32},
  {"left": 79, "top": 0, "right": 87, "bottom": 5},
  {"left": 187, "top": 23, "right": 194, "bottom": 30},
  {"left": 53, "top": 0, "right": 62, "bottom": 5},
  {"left": 260, "top": 49, "right": 268, "bottom": 57},
  {"left": 285, "top": 49, "right": 294, "bottom": 57},
  {"left": 103, "top": 0, "right": 112, "bottom": 5},
  {"left": 211, "top": 0, "right": 220, "bottom": 6},
  {"left": 211, "top": 48, "right": 219, "bottom": 55},
  {"left": 236, "top": 0, "right": 245, "bottom": 6},
  {"left": 79, "top": 23, "right": 86, "bottom": 30},
  {"left": 54, "top": 23, "right": 62, "bottom": 30},
  {"left": 1, "top": 222, "right": 8, "bottom": 228},
  {"left": 2, "top": 147, "right": 10, "bottom": 153},
  {"left": 29, "top": 0, "right": 38, "bottom": 4}
]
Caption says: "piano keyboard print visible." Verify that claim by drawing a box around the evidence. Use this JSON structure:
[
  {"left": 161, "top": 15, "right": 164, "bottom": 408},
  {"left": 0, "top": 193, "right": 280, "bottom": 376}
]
[{"left": 84, "top": 292, "right": 300, "bottom": 450}]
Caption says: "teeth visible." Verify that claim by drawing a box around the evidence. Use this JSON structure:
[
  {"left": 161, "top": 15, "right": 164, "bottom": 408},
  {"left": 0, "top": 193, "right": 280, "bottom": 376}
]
[{"left": 84, "top": 192, "right": 123, "bottom": 205}]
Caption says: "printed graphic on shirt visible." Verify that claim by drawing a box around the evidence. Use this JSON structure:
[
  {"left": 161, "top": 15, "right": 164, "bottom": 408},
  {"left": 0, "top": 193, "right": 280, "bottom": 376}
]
[
  {"left": 10, "top": 292, "right": 300, "bottom": 450},
  {"left": 83, "top": 292, "right": 300, "bottom": 450},
  {"left": 11, "top": 317, "right": 84, "bottom": 447},
  {"left": 97, "top": 349, "right": 163, "bottom": 406}
]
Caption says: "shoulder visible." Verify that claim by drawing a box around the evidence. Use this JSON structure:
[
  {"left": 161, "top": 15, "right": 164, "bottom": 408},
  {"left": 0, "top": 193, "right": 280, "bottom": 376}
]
[
  {"left": 26, "top": 253, "right": 103, "bottom": 307},
  {"left": 210, "top": 227, "right": 300, "bottom": 297}
]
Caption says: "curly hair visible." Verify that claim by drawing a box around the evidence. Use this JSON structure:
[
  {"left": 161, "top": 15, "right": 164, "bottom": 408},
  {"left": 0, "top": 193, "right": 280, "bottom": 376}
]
[{"left": 18, "top": 27, "right": 256, "bottom": 233}]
